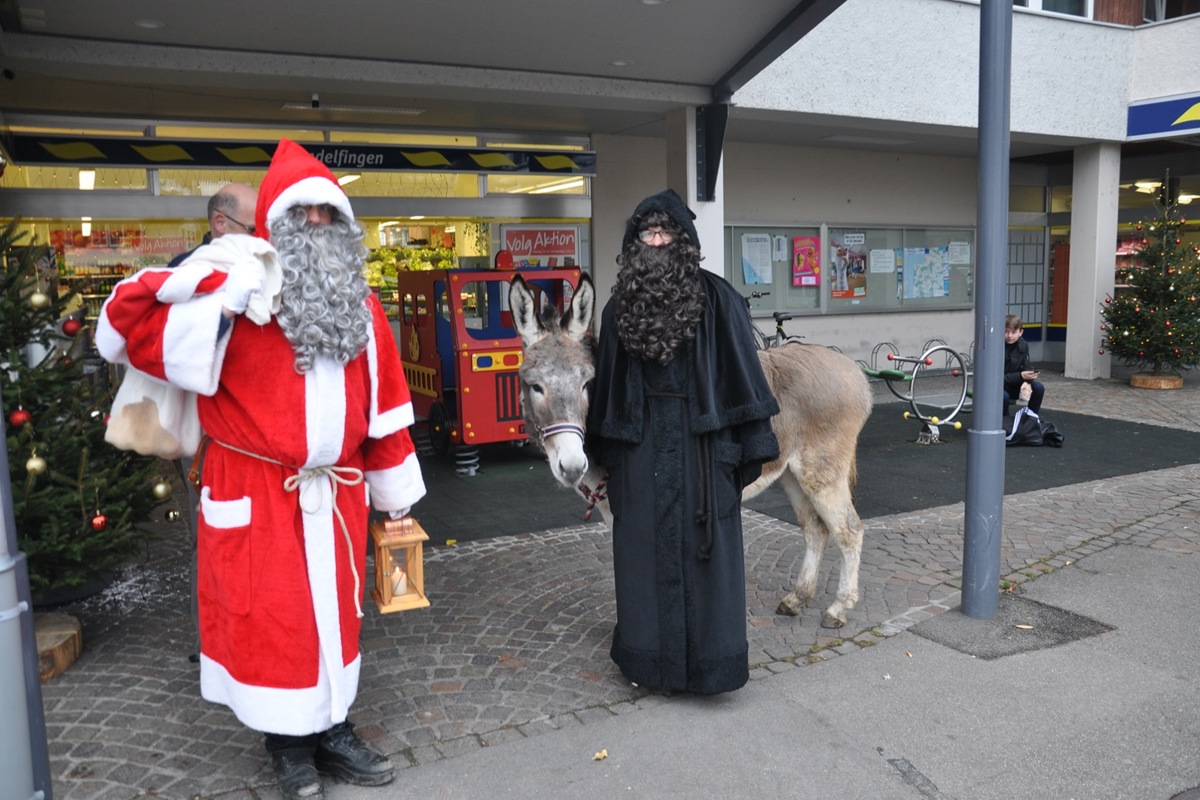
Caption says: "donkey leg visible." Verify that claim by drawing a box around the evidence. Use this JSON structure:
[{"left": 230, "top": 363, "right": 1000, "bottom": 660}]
[
  {"left": 810, "top": 485, "right": 865, "bottom": 629},
  {"left": 774, "top": 469, "right": 829, "bottom": 617}
]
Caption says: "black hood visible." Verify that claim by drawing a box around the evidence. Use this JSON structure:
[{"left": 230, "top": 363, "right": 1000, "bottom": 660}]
[{"left": 621, "top": 189, "right": 701, "bottom": 250}]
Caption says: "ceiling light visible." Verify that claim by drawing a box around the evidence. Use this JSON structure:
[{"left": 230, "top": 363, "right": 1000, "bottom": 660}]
[
  {"left": 81, "top": 217, "right": 92, "bottom": 237},
  {"left": 281, "top": 102, "right": 425, "bottom": 116},
  {"left": 530, "top": 178, "right": 585, "bottom": 194},
  {"left": 611, "top": 60, "right": 633, "bottom": 67},
  {"left": 1133, "top": 180, "right": 1162, "bottom": 193},
  {"left": 337, "top": 174, "right": 361, "bottom": 186},
  {"left": 134, "top": 19, "right": 165, "bottom": 29},
  {"left": 640, "top": 0, "right": 670, "bottom": 5},
  {"left": 409, "top": 216, "right": 425, "bottom": 221},
  {"left": 1178, "top": 193, "right": 1198, "bottom": 205},
  {"left": 78, "top": 169, "right": 95, "bottom": 191}
]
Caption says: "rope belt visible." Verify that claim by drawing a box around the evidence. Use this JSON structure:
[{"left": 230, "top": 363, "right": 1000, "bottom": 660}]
[{"left": 212, "top": 438, "right": 367, "bottom": 619}]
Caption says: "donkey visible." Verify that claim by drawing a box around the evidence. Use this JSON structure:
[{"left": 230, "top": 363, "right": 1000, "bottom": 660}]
[{"left": 509, "top": 272, "right": 873, "bottom": 628}]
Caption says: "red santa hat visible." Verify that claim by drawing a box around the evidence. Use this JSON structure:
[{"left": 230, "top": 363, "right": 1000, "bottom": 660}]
[{"left": 254, "top": 138, "right": 355, "bottom": 240}]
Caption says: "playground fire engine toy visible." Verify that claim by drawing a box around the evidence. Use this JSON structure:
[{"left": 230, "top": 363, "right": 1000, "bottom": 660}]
[{"left": 394, "top": 266, "right": 582, "bottom": 458}]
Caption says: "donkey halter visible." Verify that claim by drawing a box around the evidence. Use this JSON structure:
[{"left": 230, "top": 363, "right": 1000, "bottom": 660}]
[{"left": 536, "top": 421, "right": 585, "bottom": 445}]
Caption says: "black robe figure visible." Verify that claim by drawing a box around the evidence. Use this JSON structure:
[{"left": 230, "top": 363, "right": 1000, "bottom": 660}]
[{"left": 588, "top": 190, "right": 780, "bottom": 695}]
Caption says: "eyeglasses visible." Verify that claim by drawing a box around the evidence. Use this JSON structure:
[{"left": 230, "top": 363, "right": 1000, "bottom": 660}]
[
  {"left": 638, "top": 228, "right": 674, "bottom": 244},
  {"left": 223, "top": 213, "right": 255, "bottom": 235}
]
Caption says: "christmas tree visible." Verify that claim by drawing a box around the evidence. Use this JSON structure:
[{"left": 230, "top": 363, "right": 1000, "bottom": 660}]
[
  {"left": 1, "top": 220, "right": 167, "bottom": 596},
  {"left": 1100, "top": 196, "right": 1200, "bottom": 377}
]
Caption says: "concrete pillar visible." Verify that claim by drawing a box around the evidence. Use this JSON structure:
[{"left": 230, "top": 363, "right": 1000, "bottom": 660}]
[
  {"left": 1063, "top": 143, "right": 1119, "bottom": 380},
  {"left": 665, "top": 108, "right": 726, "bottom": 275}
]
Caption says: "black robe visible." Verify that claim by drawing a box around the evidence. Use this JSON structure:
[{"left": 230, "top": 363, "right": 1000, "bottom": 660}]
[{"left": 588, "top": 271, "right": 780, "bottom": 694}]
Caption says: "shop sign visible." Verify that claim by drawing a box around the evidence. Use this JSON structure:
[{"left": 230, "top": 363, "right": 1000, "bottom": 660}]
[
  {"left": 1127, "top": 92, "right": 1200, "bottom": 140},
  {"left": 0, "top": 134, "right": 597, "bottom": 175},
  {"left": 501, "top": 225, "right": 579, "bottom": 268}
]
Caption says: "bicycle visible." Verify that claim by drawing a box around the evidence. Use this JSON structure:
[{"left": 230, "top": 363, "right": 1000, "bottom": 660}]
[{"left": 742, "top": 290, "right": 806, "bottom": 350}]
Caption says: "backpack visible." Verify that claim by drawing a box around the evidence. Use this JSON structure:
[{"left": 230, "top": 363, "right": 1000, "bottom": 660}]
[{"left": 1004, "top": 407, "right": 1064, "bottom": 448}]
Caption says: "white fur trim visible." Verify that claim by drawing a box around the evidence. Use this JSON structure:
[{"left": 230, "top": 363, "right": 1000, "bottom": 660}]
[
  {"left": 156, "top": 260, "right": 216, "bottom": 304},
  {"left": 266, "top": 176, "right": 354, "bottom": 225},
  {"left": 199, "top": 486, "right": 251, "bottom": 528},
  {"left": 365, "top": 450, "right": 427, "bottom": 511},
  {"left": 304, "top": 357, "right": 347, "bottom": 469},
  {"left": 161, "top": 292, "right": 231, "bottom": 396},
  {"left": 200, "top": 652, "right": 359, "bottom": 736},
  {"left": 298, "top": 476, "right": 354, "bottom": 722},
  {"left": 93, "top": 301, "right": 128, "bottom": 364},
  {"left": 372, "top": 401, "right": 414, "bottom": 438},
  {"left": 365, "top": 318, "right": 415, "bottom": 437}
]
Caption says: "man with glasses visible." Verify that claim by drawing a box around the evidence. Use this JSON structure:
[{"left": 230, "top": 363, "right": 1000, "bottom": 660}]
[
  {"left": 166, "top": 181, "right": 260, "bottom": 671},
  {"left": 587, "top": 189, "right": 779, "bottom": 696},
  {"left": 168, "top": 182, "right": 258, "bottom": 266}
]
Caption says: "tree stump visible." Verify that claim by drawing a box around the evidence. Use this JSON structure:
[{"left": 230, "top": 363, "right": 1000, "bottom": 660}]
[
  {"left": 1130, "top": 373, "right": 1183, "bottom": 390},
  {"left": 36, "top": 612, "right": 82, "bottom": 682}
]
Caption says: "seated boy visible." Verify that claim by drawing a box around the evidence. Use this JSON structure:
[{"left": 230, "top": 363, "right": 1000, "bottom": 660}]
[{"left": 1003, "top": 314, "right": 1045, "bottom": 416}]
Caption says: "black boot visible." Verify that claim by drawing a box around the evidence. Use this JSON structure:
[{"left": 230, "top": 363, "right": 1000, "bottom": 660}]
[
  {"left": 264, "top": 732, "right": 323, "bottom": 800},
  {"left": 315, "top": 721, "right": 394, "bottom": 786}
]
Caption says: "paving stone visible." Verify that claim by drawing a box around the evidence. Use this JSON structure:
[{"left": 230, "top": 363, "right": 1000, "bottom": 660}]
[{"left": 32, "top": 371, "right": 1200, "bottom": 799}]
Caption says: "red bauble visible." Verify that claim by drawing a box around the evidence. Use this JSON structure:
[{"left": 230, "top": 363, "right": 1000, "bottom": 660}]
[
  {"left": 8, "top": 408, "right": 31, "bottom": 427},
  {"left": 62, "top": 318, "right": 82, "bottom": 336},
  {"left": 90, "top": 513, "right": 108, "bottom": 532}
]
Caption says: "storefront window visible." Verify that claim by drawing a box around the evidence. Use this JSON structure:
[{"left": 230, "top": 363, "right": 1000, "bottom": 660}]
[
  {"left": 486, "top": 175, "right": 588, "bottom": 195},
  {"left": 1013, "top": 0, "right": 1092, "bottom": 17},
  {"left": 1, "top": 166, "right": 148, "bottom": 191}
]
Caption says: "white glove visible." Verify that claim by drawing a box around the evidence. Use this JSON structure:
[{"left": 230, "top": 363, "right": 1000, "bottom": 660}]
[
  {"left": 221, "top": 261, "right": 266, "bottom": 315},
  {"left": 387, "top": 507, "right": 412, "bottom": 520}
]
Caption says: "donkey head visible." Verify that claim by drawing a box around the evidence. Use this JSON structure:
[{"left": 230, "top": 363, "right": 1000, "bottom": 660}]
[{"left": 509, "top": 273, "right": 596, "bottom": 489}]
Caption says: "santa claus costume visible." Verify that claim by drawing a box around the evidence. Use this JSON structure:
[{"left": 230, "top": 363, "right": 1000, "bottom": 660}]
[{"left": 97, "top": 140, "right": 424, "bottom": 792}]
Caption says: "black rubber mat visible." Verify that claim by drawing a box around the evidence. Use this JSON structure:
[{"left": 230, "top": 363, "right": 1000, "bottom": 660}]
[
  {"left": 746, "top": 405, "right": 1200, "bottom": 524},
  {"left": 411, "top": 407, "right": 1200, "bottom": 544}
]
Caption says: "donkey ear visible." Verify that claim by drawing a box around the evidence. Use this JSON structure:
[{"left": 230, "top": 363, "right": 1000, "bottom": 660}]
[
  {"left": 509, "top": 275, "right": 545, "bottom": 347},
  {"left": 562, "top": 272, "right": 594, "bottom": 342}
]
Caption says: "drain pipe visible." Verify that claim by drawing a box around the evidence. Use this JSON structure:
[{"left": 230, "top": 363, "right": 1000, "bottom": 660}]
[{"left": 0, "top": 379, "right": 53, "bottom": 800}]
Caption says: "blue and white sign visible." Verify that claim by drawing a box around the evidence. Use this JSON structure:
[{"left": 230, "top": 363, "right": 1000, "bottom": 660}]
[{"left": 1127, "top": 92, "right": 1200, "bottom": 140}]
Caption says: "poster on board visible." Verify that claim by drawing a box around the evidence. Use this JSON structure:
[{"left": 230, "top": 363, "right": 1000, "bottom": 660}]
[
  {"left": 828, "top": 231, "right": 867, "bottom": 299},
  {"left": 741, "top": 232, "right": 773, "bottom": 285},
  {"left": 792, "top": 236, "right": 821, "bottom": 287}
]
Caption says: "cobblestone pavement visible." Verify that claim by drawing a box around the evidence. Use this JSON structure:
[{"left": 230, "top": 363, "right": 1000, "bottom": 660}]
[{"left": 38, "top": 365, "right": 1200, "bottom": 800}]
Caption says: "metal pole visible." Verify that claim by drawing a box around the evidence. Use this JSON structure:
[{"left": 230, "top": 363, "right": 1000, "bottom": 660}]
[
  {"left": 962, "top": 0, "right": 1012, "bottom": 619},
  {"left": 0, "top": 376, "right": 53, "bottom": 800}
]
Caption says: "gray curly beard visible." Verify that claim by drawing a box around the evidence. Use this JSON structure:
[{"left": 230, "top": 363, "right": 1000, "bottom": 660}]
[{"left": 270, "top": 209, "right": 372, "bottom": 373}]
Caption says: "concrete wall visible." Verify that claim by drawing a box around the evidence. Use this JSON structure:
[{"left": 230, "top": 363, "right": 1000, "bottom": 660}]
[
  {"left": 1130, "top": 16, "right": 1200, "bottom": 101},
  {"left": 592, "top": 133, "right": 982, "bottom": 364},
  {"left": 722, "top": 139, "right": 979, "bottom": 361},
  {"left": 738, "top": 0, "right": 1132, "bottom": 142}
]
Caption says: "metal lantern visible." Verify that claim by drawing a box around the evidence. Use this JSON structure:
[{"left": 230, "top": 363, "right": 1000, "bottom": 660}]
[{"left": 369, "top": 516, "right": 431, "bottom": 614}]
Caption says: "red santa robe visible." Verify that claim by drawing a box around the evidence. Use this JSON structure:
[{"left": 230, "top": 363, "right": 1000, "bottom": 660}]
[{"left": 96, "top": 253, "right": 425, "bottom": 736}]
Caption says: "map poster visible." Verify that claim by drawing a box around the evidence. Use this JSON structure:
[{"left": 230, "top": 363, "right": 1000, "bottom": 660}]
[
  {"left": 902, "top": 246, "right": 951, "bottom": 299},
  {"left": 792, "top": 235, "right": 821, "bottom": 287}
]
